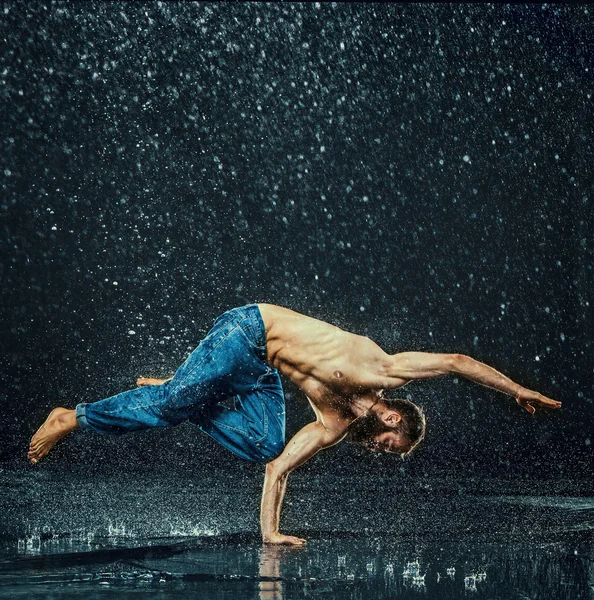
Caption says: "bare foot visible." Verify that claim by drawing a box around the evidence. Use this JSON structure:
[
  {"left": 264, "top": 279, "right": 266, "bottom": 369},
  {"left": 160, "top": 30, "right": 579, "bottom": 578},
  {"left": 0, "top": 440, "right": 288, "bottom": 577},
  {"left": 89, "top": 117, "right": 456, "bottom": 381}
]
[
  {"left": 137, "top": 377, "right": 170, "bottom": 386},
  {"left": 28, "top": 407, "right": 78, "bottom": 464}
]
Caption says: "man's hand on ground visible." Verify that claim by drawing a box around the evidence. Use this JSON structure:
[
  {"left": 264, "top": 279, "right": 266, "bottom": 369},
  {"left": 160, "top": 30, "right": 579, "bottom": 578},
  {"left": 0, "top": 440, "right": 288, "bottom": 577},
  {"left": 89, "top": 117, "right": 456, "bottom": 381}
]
[
  {"left": 516, "top": 388, "right": 562, "bottom": 414},
  {"left": 263, "top": 533, "right": 307, "bottom": 546}
]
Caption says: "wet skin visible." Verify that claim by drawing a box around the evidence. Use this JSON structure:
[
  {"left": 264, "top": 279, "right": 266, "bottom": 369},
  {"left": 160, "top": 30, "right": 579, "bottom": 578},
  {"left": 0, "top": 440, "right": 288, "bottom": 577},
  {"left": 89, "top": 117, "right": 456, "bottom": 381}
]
[{"left": 28, "top": 408, "right": 78, "bottom": 464}]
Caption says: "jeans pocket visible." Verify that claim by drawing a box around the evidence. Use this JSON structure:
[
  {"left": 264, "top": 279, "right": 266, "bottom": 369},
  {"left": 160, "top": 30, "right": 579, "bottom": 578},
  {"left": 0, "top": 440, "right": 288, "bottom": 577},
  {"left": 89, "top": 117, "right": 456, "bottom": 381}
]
[
  {"left": 237, "top": 318, "right": 259, "bottom": 348},
  {"left": 211, "top": 390, "right": 269, "bottom": 443}
]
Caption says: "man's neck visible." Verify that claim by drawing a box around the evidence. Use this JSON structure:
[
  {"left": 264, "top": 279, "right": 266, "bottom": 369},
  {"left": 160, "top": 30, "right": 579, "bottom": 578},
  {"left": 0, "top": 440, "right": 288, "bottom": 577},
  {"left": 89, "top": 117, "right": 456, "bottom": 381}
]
[{"left": 349, "top": 393, "right": 383, "bottom": 419}]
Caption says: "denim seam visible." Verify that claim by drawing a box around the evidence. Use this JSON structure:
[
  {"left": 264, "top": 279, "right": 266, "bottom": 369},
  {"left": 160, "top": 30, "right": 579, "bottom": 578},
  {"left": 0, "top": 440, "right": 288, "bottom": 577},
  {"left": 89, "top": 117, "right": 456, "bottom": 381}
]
[
  {"left": 207, "top": 418, "right": 250, "bottom": 437},
  {"left": 91, "top": 396, "right": 164, "bottom": 417},
  {"left": 253, "top": 307, "right": 266, "bottom": 348},
  {"left": 208, "top": 406, "right": 267, "bottom": 443},
  {"left": 209, "top": 389, "right": 270, "bottom": 443},
  {"left": 253, "top": 390, "right": 268, "bottom": 443},
  {"left": 161, "top": 324, "right": 241, "bottom": 419},
  {"left": 235, "top": 307, "right": 265, "bottom": 348},
  {"left": 236, "top": 319, "right": 260, "bottom": 349},
  {"left": 259, "top": 392, "right": 269, "bottom": 442},
  {"left": 249, "top": 306, "right": 266, "bottom": 348},
  {"left": 75, "top": 403, "right": 92, "bottom": 432},
  {"left": 254, "top": 371, "right": 270, "bottom": 441}
]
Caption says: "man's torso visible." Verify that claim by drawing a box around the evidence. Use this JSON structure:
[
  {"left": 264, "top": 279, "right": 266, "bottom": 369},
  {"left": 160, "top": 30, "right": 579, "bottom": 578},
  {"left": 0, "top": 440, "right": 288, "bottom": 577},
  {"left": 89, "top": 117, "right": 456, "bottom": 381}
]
[{"left": 256, "top": 303, "right": 406, "bottom": 430}]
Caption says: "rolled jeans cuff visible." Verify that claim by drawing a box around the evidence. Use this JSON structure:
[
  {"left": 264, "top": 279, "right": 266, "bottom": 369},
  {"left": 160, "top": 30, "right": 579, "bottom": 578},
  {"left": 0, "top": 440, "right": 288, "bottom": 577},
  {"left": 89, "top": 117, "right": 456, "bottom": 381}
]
[{"left": 75, "top": 403, "right": 93, "bottom": 432}]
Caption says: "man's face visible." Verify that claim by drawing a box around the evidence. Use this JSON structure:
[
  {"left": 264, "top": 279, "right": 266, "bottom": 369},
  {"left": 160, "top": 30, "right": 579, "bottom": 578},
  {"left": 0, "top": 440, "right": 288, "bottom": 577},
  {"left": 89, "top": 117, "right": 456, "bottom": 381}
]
[{"left": 363, "top": 430, "right": 410, "bottom": 455}]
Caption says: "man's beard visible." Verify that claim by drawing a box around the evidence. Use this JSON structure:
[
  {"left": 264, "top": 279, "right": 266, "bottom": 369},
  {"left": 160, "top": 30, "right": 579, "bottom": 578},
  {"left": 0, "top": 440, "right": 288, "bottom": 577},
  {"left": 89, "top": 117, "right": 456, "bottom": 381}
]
[{"left": 346, "top": 413, "right": 381, "bottom": 445}]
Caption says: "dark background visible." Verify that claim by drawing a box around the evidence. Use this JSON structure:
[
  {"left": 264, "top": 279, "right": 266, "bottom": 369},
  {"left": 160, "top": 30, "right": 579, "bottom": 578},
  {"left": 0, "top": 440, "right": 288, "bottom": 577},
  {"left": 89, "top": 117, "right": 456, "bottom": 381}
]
[{"left": 1, "top": 3, "right": 592, "bottom": 483}]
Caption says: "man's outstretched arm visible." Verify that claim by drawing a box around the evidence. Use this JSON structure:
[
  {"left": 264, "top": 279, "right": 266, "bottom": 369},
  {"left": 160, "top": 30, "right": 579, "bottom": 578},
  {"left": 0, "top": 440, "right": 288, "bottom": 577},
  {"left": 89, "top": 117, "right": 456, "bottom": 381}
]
[
  {"left": 385, "top": 352, "right": 561, "bottom": 413},
  {"left": 261, "top": 421, "right": 345, "bottom": 546}
]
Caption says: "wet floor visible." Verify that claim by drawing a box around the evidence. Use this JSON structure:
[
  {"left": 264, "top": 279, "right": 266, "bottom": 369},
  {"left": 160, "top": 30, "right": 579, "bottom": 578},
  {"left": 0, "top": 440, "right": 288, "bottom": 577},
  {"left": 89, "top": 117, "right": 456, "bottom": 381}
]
[{"left": 0, "top": 470, "right": 592, "bottom": 599}]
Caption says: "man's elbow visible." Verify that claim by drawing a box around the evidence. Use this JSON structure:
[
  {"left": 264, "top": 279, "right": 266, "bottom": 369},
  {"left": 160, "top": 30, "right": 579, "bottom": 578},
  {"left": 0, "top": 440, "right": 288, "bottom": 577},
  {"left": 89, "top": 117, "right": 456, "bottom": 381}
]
[
  {"left": 265, "top": 458, "right": 290, "bottom": 482},
  {"left": 447, "top": 353, "right": 468, "bottom": 373}
]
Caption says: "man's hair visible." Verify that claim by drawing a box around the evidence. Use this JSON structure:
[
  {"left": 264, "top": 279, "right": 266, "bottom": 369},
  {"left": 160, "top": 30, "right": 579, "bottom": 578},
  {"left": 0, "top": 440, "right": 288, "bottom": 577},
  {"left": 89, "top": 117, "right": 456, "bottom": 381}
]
[
  {"left": 384, "top": 397, "right": 426, "bottom": 455},
  {"left": 348, "top": 397, "right": 426, "bottom": 456}
]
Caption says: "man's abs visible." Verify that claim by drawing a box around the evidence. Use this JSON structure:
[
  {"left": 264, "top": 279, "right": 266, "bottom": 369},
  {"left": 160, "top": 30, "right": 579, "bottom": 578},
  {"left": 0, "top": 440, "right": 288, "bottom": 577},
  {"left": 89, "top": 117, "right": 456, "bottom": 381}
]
[{"left": 257, "top": 303, "right": 388, "bottom": 392}]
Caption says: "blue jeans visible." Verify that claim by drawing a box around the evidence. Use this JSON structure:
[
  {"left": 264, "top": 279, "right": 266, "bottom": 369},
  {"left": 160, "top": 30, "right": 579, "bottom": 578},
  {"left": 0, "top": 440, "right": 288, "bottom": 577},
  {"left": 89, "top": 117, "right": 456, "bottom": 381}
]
[{"left": 75, "top": 304, "right": 286, "bottom": 463}]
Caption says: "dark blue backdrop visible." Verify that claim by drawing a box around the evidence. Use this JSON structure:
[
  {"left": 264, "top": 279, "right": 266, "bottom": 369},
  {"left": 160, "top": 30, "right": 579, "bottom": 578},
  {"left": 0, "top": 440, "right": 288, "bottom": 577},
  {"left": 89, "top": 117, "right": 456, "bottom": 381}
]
[{"left": 1, "top": 3, "right": 592, "bottom": 481}]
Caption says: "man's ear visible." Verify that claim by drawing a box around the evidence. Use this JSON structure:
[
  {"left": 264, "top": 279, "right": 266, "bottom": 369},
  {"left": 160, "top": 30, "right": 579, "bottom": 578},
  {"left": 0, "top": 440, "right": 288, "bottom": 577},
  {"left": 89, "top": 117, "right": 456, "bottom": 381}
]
[{"left": 383, "top": 411, "right": 402, "bottom": 427}]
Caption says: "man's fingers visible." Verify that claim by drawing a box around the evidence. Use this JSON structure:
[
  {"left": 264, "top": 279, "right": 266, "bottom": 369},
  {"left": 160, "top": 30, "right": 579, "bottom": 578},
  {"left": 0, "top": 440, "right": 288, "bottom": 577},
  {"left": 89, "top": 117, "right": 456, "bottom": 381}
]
[
  {"left": 286, "top": 536, "right": 306, "bottom": 545},
  {"left": 264, "top": 535, "right": 307, "bottom": 546},
  {"left": 283, "top": 537, "right": 306, "bottom": 546},
  {"left": 535, "top": 395, "right": 562, "bottom": 409},
  {"left": 517, "top": 391, "right": 562, "bottom": 412}
]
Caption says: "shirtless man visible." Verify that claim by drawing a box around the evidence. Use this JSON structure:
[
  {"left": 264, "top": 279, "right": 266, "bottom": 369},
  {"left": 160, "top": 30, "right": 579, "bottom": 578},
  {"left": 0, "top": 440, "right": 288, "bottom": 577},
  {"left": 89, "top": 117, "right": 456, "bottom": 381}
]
[{"left": 28, "top": 303, "right": 561, "bottom": 545}]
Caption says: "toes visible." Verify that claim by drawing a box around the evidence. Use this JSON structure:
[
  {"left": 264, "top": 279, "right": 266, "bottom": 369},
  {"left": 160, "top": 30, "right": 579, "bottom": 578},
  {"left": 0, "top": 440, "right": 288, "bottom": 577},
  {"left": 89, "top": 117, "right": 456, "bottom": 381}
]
[
  {"left": 28, "top": 441, "right": 46, "bottom": 463},
  {"left": 36, "top": 443, "right": 47, "bottom": 456}
]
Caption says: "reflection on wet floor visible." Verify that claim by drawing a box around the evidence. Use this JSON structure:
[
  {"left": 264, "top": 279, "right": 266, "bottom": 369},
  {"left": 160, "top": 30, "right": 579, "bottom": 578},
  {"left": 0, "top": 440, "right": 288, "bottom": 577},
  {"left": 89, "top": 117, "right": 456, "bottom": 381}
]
[
  {"left": 258, "top": 546, "right": 283, "bottom": 600},
  {"left": 1, "top": 527, "right": 592, "bottom": 599}
]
